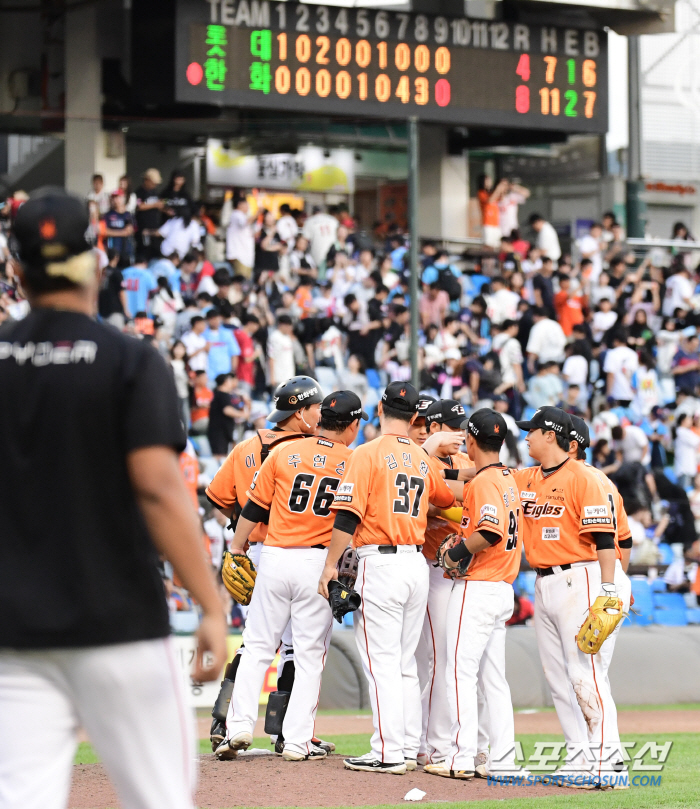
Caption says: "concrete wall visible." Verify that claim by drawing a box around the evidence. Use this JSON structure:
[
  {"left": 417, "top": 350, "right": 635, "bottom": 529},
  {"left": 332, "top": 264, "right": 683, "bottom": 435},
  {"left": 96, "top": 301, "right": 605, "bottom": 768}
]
[{"left": 319, "top": 625, "right": 700, "bottom": 710}]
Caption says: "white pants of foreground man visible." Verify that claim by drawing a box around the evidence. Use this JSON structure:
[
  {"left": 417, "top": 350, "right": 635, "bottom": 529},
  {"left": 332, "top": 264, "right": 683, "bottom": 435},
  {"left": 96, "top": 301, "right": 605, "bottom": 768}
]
[
  {"left": 225, "top": 546, "right": 333, "bottom": 756},
  {"left": 416, "top": 564, "right": 492, "bottom": 765},
  {"left": 446, "top": 579, "right": 516, "bottom": 773},
  {"left": 534, "top": 559, "right": 631, "bottom": 775},
  {"left": 0, "top": 638, "right": 196, "bottom": 809},
  {"left": 355, "top": 545, "right": 428, "bottom": 764}
]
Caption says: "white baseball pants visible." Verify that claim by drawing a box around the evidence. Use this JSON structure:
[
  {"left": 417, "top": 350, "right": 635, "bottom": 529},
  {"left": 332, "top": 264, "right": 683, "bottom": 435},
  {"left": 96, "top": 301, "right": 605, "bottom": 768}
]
[
  {"left": 534, "top": 560, "right": 631, "bottom": 775},
  {"left": 226, "top": 546, "right": 333, "bottom": 756},
  {"left": 247, "top": 542, "right": 294, "bottom": 673},
  {"left": 0, "top": 638, "right": 196, "bottom": 809},
  {"left": 446, "top": 579, "right": 516, "bottom": 773},
  {"left": 355, "top": 546, "right": 428, "bottom": 763}
]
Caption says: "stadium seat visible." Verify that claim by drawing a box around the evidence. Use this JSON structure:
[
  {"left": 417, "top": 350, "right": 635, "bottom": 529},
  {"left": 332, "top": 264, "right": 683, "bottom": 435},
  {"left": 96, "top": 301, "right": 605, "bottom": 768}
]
[
  {"left": 686, "top": 609, "right": 700, "bottom": 624},
  {"left": 365, "top": 368, "right": 382, "bottom": 390},
  {"left": 520, "top": 570, "right": 536, "bottom": 596},
  {"left": 657, "top": 544, "right": 675, "bottom": 565},
  {"left": 653, "top": 608, "right": 688, "bottom": 626},
  {"left": 653, "top": 592, "right": 686, "bottom": 611},
  {"left": 662, "top": 466, "right": 677, "bottom": 484},
  {"left": 651, "top": 578, "right": 667, "bottom": 592},
  {"left": 522, "top": 407, "right": 537, "bottom": 422},
  {"left": 627, "top": 609, "right": 652, "bottom": 626},
  {"left": 629, "top": 579, "right": 654, "bottom": 624}
]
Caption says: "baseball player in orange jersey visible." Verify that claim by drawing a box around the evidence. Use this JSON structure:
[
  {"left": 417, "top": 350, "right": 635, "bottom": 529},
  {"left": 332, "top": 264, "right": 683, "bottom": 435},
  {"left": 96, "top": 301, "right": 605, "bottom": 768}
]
[
  {"left": 319, "top": 382, "right": 457, "bottom": 774},
  {"left": 554, "top": 415, "right": 632, "bottom": 785},
  {"left": 215, "top": 391, "right": 365, "bottom": 761},
  {"left": 425, "top": 409, "right": 522, "bottom": 780},
  {"left": 206, "top": 376, "right": 322, "bottom": 754},
  {"left": 512, "top": 407, "right": 630, "bottom": 787},
  {"left": 414, "top": 400, "right": 476, "bottom": 768}
]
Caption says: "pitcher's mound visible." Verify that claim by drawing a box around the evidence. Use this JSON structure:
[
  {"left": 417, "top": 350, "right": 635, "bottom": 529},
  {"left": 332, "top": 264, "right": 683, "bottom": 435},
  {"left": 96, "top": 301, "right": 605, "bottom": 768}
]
[{"left": 70, "top": 754, "right": 556, "bottom": 808}]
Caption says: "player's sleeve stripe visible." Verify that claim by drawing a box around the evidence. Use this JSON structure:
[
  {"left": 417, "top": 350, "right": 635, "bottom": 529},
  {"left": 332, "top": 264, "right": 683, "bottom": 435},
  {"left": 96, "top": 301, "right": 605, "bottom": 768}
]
[
  {"left": 247, "top": 491, "right": 272, "bottom": 510},
  {"left": 330, "top": 502, "right": 364, "bottom": 520},
  {"left": 205, "top": 489, "right": 232, "bottom": 509}
]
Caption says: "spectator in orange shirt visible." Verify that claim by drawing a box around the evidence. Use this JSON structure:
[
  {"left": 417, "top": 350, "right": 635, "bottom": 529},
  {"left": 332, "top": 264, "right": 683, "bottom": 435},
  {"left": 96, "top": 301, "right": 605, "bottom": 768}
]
[
  {"left": 191, "top": 371, "right": 214, "bottom": 434},
  {"left": 554, "top": 274, "right": 585, "bottom": 336},
  {"left": 477, "top": 175, "right": 506, "bottom": 250}
]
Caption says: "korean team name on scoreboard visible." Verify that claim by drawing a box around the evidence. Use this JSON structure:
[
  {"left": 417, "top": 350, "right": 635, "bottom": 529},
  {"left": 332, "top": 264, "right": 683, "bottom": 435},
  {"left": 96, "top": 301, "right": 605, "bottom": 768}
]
[{"left": 176, "top": 1, "right": 607, "bottom": 132}]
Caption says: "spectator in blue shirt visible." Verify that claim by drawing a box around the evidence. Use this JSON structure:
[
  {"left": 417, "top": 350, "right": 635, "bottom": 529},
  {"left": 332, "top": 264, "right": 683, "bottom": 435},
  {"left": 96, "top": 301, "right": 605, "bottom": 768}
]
[
  {"left": 122, "top": 253, "right": 157, "bottom": 316},
  {"left": 149, "top": 252, "right": 181, "bottom": 290},
  {"left": 203, "top": 307, "right": 240, "bottom": 382},
  {"left": 389, "top": 235, "right": 407, "bottom": 271}
]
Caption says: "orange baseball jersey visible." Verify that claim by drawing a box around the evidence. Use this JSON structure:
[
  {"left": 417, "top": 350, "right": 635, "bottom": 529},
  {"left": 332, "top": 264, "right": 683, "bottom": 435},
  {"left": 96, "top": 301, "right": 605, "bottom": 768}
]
[
  {"left": 423, "top": 452, "right": 475, "bottom": 562},
  {"left": 205, "top": 428, "right": 306, "bottom": 543},
  {"left": 511, "top": 458, "right": 615, "bottom": 569},
  {"left": 246, "top": 435, "right": 352, "bottom": 548},
  {"left": 458, "top": 465, "right": 522, "bottom": 584},
  {"left": 331, "top": 433, "right": 455, "bottom": 547},
  {"left": 179, "top": 443, "right": 199, "bottom": 510}
]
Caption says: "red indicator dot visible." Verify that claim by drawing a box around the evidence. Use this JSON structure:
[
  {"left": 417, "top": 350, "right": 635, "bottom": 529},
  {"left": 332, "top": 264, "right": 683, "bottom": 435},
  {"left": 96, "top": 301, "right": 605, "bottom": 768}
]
[
  {"left": 435, "top": 78, "right": 451, "bottom": 107},
  {"left": 187, "top": 62, "right": 203, "bottom": 86}
]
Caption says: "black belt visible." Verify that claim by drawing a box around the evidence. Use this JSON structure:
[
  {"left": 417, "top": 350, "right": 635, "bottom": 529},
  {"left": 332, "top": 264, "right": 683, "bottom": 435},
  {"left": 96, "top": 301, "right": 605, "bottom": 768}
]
[
  {"left": 377, "top": 545, "right": 419, "bottom": 554},
  {"left": 535, "top": 564, "right": 572, "bottom": 577},
  {"left": 312, "top": 544, "right": 327, "bottom": 550}
]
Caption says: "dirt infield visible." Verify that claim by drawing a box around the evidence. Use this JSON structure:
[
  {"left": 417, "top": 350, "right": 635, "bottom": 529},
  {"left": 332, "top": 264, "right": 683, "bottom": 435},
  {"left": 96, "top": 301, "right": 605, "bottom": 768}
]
[
  {"left": 68, "top": 709, "right": 700, "bottom": 808},
  {"left": 70, "top": 754, "right": 557, "bottom": 808}
]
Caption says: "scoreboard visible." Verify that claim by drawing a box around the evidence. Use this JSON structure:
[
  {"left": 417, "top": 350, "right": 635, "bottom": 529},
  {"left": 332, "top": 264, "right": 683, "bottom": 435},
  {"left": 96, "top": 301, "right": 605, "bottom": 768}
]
[{"left": 175, "top": 0, "right": 608, "bottom": 133}]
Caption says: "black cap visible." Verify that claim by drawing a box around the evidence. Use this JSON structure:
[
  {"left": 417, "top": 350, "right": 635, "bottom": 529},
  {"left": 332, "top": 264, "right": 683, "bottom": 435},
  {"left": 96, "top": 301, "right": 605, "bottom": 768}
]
[
  {"left": 267, "top": 376, "right": 324, "bottom": 423},
  {"left": 13, "top": 189, "right": 92, "bottom": 279},
  {"left": 426, "top": 399, "right": 466, "bottom": 429},
  {"left": 416, "top": 394, "right": 438, "bottom": 417},
  {"left": 516, "top": 406, "right": 573, "bottom": 436},
  {"left": 382, "top": 381, "right": 419, "bottom": 413},
  {"left": 569, "top": 415, "right": 590, "bottom": 450},
  {"left": 462, "top": 408, "right": 507, "bottom": 448},
  {"left": 321, "top": 391, "right": 368, "bottom": 422}
]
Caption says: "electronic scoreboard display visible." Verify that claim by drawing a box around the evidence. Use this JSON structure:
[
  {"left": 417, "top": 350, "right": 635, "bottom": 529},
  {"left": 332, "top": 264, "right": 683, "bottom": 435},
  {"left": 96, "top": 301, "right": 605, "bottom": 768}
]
[{"left": 175, "top": 0, "right": 608, "bottom": 133}]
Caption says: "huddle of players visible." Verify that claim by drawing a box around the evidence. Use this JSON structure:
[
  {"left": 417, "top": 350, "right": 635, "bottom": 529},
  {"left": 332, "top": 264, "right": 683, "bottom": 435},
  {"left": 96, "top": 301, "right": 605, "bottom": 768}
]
[{"left": 206, "top": 377, "right": 632, "bottom": 788}]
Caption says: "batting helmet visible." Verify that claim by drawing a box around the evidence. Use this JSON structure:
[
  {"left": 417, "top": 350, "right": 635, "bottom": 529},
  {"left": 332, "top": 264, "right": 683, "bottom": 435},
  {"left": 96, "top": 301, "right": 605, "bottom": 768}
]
[{"left": 267, "top": 376, "right": 324, "bottom": 423}]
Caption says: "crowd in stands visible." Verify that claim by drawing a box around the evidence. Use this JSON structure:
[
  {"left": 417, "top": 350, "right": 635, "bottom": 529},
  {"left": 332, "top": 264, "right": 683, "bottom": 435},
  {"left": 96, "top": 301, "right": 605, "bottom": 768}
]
[{"left": 2, "top": 167, "right": 700, "bottom": 629}]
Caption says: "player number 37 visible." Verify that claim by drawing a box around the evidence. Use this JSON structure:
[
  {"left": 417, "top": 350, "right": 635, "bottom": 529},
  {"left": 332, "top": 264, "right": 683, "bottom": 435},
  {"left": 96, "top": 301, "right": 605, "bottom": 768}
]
[{"left": 392, "top": 472, "right": 425, "bottom": 517}]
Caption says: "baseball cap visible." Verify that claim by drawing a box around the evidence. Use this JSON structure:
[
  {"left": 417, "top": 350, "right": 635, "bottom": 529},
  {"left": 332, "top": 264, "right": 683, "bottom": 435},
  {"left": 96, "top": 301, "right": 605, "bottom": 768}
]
[
  {"left": 321, "top": 391, "right": 368, "bottom": 422},
  {"left": 13, "top": 189, "right": 93, "bottom": 285},
  {"left": 569, "top": 415, "right": 590, "bottom": 450},
  {"left": 516, "top": 406, "right": 573, "bottom": 436},
  {"left": 417, "top": 394, "right": 438, "bottom": 417},
  {"left": 426, "top": 399, "right": 466, "bottom": 429},
  {"left": 382, "top": 381, "right": 419, "bottom": 413},
  {"left": 144, "top": 168, "right": 162, "bottom": 185},
  {"left": 461, "top": 408, "right": 507, "bottom": 448}
]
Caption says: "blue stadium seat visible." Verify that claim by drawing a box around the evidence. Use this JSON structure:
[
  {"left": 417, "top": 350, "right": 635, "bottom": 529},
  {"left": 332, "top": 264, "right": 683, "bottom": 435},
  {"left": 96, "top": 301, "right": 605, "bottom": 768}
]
[
  {"left": 651, "top": 578, "right": 667, "bottom": 592},
  {"left": 365, "top": 368, "right": 382, "bottom": 390},
  {"left": 520, "top": 570, "right": 536, "bottom": 596},
  {"left": 629, "top": 579, "right": 654, "bottom": 624},
  {"left": 653, "top": 608, "right": 688, "bottom": 626},
  {"left": 658, "top": 544, "right": 675, "bottom": 565},
  {"left": 653, "top": 592, "right": 686, "bottom": 610},
  {"left": 686, "top": 609, "right": 700, "bottom": 624},
  {"left": 630, "top": 578, "right": 652, "bottom": 600},
  {"left": 522, "top": 407, "right": 537, "bottom": 422}
]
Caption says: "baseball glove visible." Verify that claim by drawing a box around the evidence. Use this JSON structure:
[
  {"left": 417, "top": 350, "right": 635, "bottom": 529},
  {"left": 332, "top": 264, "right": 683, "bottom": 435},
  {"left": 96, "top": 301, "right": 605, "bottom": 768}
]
[
  {"left": 221, "top": 551, "right": 257, "bottom": 605},
  {"left": 436, "top": 532, "right": 472, "bottom": 578},
  {"left": 576, "top": 596, "right": 626, "bottom": 655},
  {"left": 327, "top": 579, "right": 361, "bottom": 624},
  {"left": 337, "top": 546, "right": 359, "bottom": 589}
]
